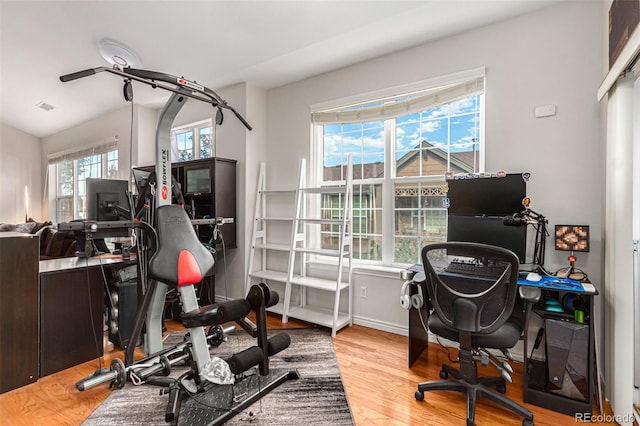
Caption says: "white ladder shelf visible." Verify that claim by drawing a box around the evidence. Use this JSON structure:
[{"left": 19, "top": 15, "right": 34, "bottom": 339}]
[
  {"left": 245, "top": 162, "right": 299, "bottom": 315},
  {"left": 284, "top": 156, "right": 353, "bottom": 336},
  {"left": 246, "top": 157, "right": 353, "bottom": 336}
]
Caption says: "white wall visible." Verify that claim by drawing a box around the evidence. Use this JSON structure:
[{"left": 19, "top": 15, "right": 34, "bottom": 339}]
[
  {"left": 243, "top": 84, "right": 268, "bottom": 293},
  {"left": 0, "top": 123, "right": 42, "bottom": 223},
  {"left": 134, "top": 106, "right": 159, "bottom": 168},
  {"left": 266, "top": 1, "right": 605, "bottom": 336}
]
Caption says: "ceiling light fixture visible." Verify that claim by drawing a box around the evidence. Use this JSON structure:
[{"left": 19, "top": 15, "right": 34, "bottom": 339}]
[{"left": 98, "top": 39, "right": 141, "bottom": 69}]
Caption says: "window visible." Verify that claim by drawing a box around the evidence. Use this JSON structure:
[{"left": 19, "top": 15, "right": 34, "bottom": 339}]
[
  {"left": 172, "top": 119, "right": 213, "bottom": 162},
  {"left": 312, "top": 70, "right": 484, "bottom": 266},
  {"left": 48, "top": 140, "right": 118, "bottom": 223}
]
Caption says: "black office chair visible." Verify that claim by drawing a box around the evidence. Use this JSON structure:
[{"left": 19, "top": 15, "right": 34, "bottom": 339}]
[{"left": 415, "top": 242, "right": 534, "bottom": 426}]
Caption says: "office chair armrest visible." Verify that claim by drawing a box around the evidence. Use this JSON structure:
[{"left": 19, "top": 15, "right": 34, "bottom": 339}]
[
  {"left": 518, "top": 286, "right": 541, "bottom": 304},
  {"left": 518, "top": 286, "right": 541, "bottom": 338}
]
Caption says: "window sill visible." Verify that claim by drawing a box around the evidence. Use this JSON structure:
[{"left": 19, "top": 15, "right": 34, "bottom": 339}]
[{"left": 307, "top": 258, "right": 407, "bottom": 280}]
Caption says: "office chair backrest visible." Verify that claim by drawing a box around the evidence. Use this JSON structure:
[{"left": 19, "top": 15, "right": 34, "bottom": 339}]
[
  {"left": 421, "top": 242, "right": 520, "bottom": 334},
  {"left": 149, "top": 204, "right": 214, "bottom": 287}
]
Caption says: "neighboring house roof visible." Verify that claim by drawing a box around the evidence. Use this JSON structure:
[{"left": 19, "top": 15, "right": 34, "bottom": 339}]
[{"left": 323, "top": 139, "right": 477, "bottom": 181}]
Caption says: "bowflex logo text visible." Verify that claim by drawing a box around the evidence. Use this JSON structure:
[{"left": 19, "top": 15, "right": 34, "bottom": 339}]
[{"left": 161, "top": 149, "right": 168, "bottom": 200}]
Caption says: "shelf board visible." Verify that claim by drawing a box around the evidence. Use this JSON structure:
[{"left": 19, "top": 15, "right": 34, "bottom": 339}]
[
  {"left": 253, "top": 243, "right": 290, "bottom": 251},
  {"left": 289, "top": 275, "right": 350, "bottom": 291},
  {"left": 286, "top": 305, "right": 351, "bottom": 331},
  {"left": 255, "top": 216, "right": 293, "bottom": 221},
  {"left": 293, "top": 247, "right": 350, "bottom": 256},
  {"left": 260, "top": 189, "right": 295, "bottom": 195},
  {"left": 300, "top": 186, "right": 347, "bottom": 194},
  {"left": 297, "top": 218, "right": 347, "bottom": 224},
  {"left": 249, "top": 269, "right": 288, "bottom": 283}
]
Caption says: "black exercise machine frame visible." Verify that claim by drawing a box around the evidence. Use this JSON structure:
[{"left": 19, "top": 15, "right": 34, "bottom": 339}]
[{"left": 60, "top": 66, "right": 252, "bottom": 131}]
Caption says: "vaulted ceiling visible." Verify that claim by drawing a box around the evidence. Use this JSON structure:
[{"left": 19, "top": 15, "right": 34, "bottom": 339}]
[{"left": 0, "top": 0, "right": 561, "bottom": 138}]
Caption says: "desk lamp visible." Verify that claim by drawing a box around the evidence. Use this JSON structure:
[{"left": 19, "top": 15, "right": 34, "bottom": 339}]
[{"left": 554, "top": 225, "right": 589, "bottom": 280}]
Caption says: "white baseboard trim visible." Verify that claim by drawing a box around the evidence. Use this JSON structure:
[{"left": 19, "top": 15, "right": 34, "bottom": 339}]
[{"left": 351, "top": 315, "right": 408, "bottom": 336}]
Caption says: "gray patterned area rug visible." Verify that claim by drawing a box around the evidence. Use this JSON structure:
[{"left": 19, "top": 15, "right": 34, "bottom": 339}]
[{"left": 82, "top": 328, "right": 354, "bottom": 425}]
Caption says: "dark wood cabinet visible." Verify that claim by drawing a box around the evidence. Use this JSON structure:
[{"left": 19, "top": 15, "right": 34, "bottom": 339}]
[
  {"left": 39, "top": 263, "right": 104, "bottom": 377},
  {"left": 135, "top": 157, "right": 237, "bottom": 249},
  {"left": 37, "top": 258, "right": 141, "bottom": 378},
  {"left": 0, "top": 233, "right": 39, "bottom": 393}
]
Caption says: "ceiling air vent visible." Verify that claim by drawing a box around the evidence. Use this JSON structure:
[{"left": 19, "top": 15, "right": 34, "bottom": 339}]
[{"left": 36, "top": 101, "right": 55, "bottom": 111}]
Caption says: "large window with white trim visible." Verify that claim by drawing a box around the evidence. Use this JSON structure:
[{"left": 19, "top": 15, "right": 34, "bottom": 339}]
[
  {"left": 312, "top": 70, "right": 484, "bottom": 266},
  {"left": 48, "top": 141, "right": 118, "bottom": 223}
]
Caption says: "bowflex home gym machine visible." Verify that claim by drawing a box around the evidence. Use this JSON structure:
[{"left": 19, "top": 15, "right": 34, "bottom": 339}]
[
  {"left": 60, "top": 66, "right": 298, "bottom": 423},
  {"left": 68, "top": 205, "right": 296, "bottom": 423}
]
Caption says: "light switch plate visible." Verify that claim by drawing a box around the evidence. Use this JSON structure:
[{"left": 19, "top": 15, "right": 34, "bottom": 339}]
[{"left": 535, "top": 105, "right": 556, "bottom": 118}]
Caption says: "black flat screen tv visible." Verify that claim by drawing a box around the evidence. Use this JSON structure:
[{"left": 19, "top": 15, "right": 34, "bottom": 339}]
[
  {"left": 185, "top": 166, "right": 211, "bottom": 194},
  {"left": 446, "top": 174, "right": 527, "bottom": 216}
]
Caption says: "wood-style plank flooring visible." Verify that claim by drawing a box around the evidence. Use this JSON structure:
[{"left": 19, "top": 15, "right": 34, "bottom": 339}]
[{"left": 0, "top": 315, "right": 616, "bottom": 425}]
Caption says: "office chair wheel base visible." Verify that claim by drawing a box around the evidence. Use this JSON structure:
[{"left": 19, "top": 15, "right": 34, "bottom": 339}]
[
  {"left": 522, "top": 419, "right": 533, "bottom": 426},
  {"left": 414, "top": 390, "right": 424, "bottom": 401},
  {"left": 439, "top": 369, "right": 448, "bottom": 379},
  {"left": 496, "top": 383, "right": 506, "bottom": 394}
]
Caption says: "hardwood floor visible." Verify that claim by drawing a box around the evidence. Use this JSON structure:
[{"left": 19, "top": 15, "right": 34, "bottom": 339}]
[{"left": 0, "top": 315, "right": 616, "bottom": 425}]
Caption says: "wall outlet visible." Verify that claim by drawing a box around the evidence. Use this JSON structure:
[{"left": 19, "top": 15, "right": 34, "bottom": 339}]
[{"left": 360, "top": 286, "right": 367, "bottom": 298}]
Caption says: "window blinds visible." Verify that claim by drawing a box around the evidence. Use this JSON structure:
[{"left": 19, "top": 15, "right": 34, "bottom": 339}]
[
  {"left": 47, "top": 138, "right": 118, "bottom": 164},
  {"left": 311, "top": 76, "right": 484, "bottom": 124}
]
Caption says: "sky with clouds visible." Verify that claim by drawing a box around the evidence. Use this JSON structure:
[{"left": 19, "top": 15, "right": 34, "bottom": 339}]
[{"left": 323, "top": 94, "right": 481, "bottom": 167}]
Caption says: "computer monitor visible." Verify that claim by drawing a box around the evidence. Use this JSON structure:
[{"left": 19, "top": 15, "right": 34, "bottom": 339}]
[
  {"left": 447, "top": 215, "right": 527, "bottom": 263},
  {"left": 445, "top": 174, "right": 528, "bottom": 263},
  {"left": 77, "top": 178, "right": 130, "bottom": 256},
  {"left": 446, "top": 174, "right": 527, "bottom": 216},
  {"left": 86, "top": 178, "right": 130, "bottom": 221}
]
